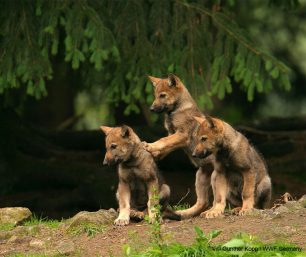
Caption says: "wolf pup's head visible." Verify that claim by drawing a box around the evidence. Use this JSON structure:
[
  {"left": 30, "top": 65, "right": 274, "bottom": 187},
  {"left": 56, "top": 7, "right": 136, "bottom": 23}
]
[
  {"left": 100, "top": 125, "right": 139, "bottom": 165},
  {"left": 148, "top": 74, "right": 184, "bottom": 113},
  {"left": 192, "top": 116, "right": 223, "bottom": 159}
]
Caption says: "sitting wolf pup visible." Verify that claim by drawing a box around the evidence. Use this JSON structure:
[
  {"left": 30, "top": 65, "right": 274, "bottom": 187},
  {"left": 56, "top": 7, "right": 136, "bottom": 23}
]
[
  {"left": 192, "top": 116, "right": 272, "bottom": 217},
  {"left": 100, "top": 125, "right": 180, "bottom": 225}
]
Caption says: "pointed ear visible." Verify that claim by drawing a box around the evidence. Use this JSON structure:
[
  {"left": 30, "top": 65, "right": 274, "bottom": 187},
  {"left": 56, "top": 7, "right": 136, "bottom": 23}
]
[
  {"left": 100, "top": 126, "right": 112, "bottom": 135},
  {"left": 205, "top": 116, "right": 216, "bottom": 129},
  {"left": 167, "top": 73, "right": 178, "bottom": 87},
  {"left": 193, "top": 116, "right": 206, "bottom": 125},
  {"left": 148, "top": 76, "right": 160, "bottom": 87},
  {"left": 121, "top": 125, "right": 130, "bottom": 138}
]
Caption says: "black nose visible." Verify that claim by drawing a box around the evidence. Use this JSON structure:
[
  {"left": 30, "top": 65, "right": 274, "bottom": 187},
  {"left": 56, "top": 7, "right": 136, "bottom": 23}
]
[{"left": 103, "top": 159, "right": 108, "bottom": 165}]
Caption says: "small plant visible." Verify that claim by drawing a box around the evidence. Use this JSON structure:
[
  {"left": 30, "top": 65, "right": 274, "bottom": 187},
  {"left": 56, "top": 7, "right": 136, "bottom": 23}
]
[
  {"left": 23, "top": 214, "right": 61, "bottom": 229},
  {"left": 172, "top": 203, "right": 191, "bottom": 211},
  {"left": 123, "top": 225, "right": 305, "bottom": 257},
  {"left": 68, "top": 222, "right": 106, "bottom": 237},
  {"left": 145, "top": 187, "right": 164, "bottom": 248},
  {"left": 0, "top": 223, "right": 15, "bottom": 231},
  {"left": 8, "top": 254, "right": 66, "bottom": 257}
]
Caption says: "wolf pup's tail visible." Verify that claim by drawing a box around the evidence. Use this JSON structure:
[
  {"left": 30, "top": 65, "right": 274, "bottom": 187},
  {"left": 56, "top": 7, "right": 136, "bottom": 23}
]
[{"left": 162, "top": 206, "right": 181, "bottom": 221}]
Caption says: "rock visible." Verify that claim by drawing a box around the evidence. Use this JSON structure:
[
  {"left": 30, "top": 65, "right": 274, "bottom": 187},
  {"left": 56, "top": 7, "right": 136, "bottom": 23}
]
[
  {"left": 68, "top": 208, "right": 117, "bottom": 228},
  {"left": 273, "top": 205, "right": 290, "bottom": 215},
  {"left": 0, "top": 207, "right": 32, "bottom": 225},
  {"left": 298, "top": 195, "right": 306, "bottom": 208},
  {"left": 284, "top": 201, "right": 303, "bottom": 211},
  {"left": 273, "top": 225, "right": 297, "bottom": 236},
  {"left": 0, "top": 231, "right": 12, "bottom": 241},
  {"left": 244, "top": 208, "right": 263, "bottom": 217},
  {"left": 7, "top": 235, "right": 19, "bottom": 243},
  {"left": 56, "top": 240, "right": 75, "bottom": 255},
  {"left": 29, "top": 239, "right": 45, "bottom": 248}
]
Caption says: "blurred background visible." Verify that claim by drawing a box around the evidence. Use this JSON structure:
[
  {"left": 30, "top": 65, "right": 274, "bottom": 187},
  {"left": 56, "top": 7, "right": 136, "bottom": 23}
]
[{"left": 0, "top": 0, "right": 305, "bottom": 219}]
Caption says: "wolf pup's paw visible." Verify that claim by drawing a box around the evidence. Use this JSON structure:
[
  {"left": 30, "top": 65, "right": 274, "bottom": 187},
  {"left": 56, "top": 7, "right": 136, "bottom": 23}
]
[
  {"left": 230, "top": 207, "right": 241, "bottom": 215},
  {"left": 142, "top": 141, "right": 161, "bottom": 158},
  {"left": 201, "top": 208, "right": 224, "bottom": 219},
  {"left": 130, "top": 209, "right": 145, "bottom": 221},
  {"left": 114, "top": 216, "right": 130, "bottom": 226},
  {"left": 238, "top": 207, "right": 253, "bottom": 216}
]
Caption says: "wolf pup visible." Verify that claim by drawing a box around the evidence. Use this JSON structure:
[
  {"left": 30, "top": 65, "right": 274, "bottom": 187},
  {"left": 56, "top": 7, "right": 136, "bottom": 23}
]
[
  {"left": 100, "top": 125, "right": 180, "bottom": 225},
  {"left": 192, "top": 116, "right": 272, "bottom": 217},
  {"left": 144, "top": 74, "right": 213, "bottom": 218}
]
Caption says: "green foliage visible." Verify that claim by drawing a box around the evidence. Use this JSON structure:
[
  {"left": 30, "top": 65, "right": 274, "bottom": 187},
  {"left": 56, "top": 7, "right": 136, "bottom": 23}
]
[
  {"left": 8, "top": 254, "right": 65, "bottom": 257},
  {"left": 123, "top": 226, "right": 305, "bottom": 257},
  {"left": 0, "top": 0, "right": 294, "bottom": 111},
  {"left": 0, "top": 222, "right": 15, "bottom": 231},
  {"left": 172, "top": 203, "right": 191, "bottom": 211},
  {"left": 144, "top": 187, "right": 164, "bottom": 247},
  {"left": 68, "top": 222, "right": 106, "bottom": 237},
  {"left": 23, "top": 214, "right": 60, "bottom": 229}
]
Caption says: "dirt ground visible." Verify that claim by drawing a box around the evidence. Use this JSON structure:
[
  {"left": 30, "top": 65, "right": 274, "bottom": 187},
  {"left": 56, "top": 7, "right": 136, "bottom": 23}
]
[{"left": 1, "top": 207, "right": 305, "bottom": 257}]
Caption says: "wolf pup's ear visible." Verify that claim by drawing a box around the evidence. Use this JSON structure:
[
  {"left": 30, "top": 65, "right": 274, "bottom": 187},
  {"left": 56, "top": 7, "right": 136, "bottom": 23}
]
[
  {"left": 100, "top": 126, "right": 112, "bottom": 135},
  {"left": 193, "top": 116, "right": 206, "bottom": 125},
  {"left": 167, "top": 73, "right": 178, "bottom": 87},
  {"left": 121, "top": 125, "right": 130, "bottom": 138},
  {"left": 148, "top": 76, "right": 160, "bottom": 87},
  {"left": 205, "top": 116, "right": 215, "bottom": 129}
]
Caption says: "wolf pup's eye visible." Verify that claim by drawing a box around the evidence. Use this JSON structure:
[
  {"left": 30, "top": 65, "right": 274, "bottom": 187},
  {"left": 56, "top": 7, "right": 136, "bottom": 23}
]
[
  {"left": 110, "top": 143, "right": 117, "bottom": 149},
  {"left": 201, "top": 136, "right": 208, "bottom": 142},
  {"left": 159, "top": 93, "right": 166, "bottom": 98}
]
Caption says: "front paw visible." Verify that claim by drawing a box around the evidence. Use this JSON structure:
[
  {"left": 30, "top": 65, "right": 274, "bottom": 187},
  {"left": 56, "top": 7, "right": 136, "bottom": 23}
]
[
  {"left": 142, "top": 142, "right": 161, "bottom": 158},
  {"left": 201, "top": 208, "right": 224, "bottom": 219},
  {"left": 114, "top": 216, "right": 130, "bottom": 226},
  {"left": 130, "top": 209, "right": 145, "bottom": 221},
  {"left": 230, "top": 207, "right": 241, "bottom": 215},
  {"left": 238, "top": 207, "right": 253, "bottom": 216}
]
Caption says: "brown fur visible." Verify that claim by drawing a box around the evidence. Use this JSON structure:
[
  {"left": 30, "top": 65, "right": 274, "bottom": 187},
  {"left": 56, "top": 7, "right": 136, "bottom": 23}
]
[
  {"left": 193, "top": 116, "right": 272, "bottom": 217},
  {"left": 100, "top": 125, "right": 180, "bottom": 225},
  {"left": 144, "top": 74, "right": 214, "bottom": 218}
]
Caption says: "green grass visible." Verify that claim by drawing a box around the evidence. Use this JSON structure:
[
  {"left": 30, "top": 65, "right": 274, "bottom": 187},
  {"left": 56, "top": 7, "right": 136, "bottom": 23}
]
[
  {"left": 0, "top": 223, "right": 15, "bottom": 231},
  {"left": 171, "top": 203, "right": 191, "bottom": 211},
  {"left": 68, "top": 222, "right": 107, "bottom": 237},
  {"left": 8, "top": 254, "right": 66, "bottom": 257},
  {"left": 123, "top": 226, "right": 306, "bottom": 257},
  {"left": 23, "top": 214, "right": 61, "bottom": 229}
]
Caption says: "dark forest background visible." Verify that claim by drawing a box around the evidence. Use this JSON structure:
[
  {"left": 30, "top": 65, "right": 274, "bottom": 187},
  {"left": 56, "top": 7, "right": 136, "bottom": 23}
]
[{"left": 0, "top": 0, "right": 305, "bottom": 219}]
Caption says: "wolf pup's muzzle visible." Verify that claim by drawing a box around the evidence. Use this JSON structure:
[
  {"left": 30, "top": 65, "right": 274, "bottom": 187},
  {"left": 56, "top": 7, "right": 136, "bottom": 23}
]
[
  {"left": 103, "top": 157, "right": 121, "bottom": 166},
  {"left": 192, "top": 149, "right": 212, "bottom": 159},
  {"left": 150, "top": 104, "right": 165, "bottom": 113}
]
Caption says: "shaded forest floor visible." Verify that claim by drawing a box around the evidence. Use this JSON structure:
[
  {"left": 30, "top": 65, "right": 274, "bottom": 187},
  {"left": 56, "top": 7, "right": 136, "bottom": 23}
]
[{"left": 1, "top": 206, "right": 305, "bottom": 257}]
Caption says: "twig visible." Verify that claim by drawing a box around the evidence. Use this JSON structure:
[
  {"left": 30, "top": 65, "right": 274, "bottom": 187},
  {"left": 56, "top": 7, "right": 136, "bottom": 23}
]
[{"left": 176, "top": 188, "right": 191, "bottom": 206}]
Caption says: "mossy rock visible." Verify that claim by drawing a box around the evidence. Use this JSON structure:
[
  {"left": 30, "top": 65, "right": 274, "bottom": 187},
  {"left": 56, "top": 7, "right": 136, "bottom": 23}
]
[
  {"left": 0, "top": 207, "right": 32, "bottom": 225},
  {"left": 284, "top": 201, "right": 304, "bottom": 211},
  {"left": 68, "top": 208, "right": 117, "bottom": 228},
  {"left": 298, "top": 195, "right": 306, "bottom": 208}
]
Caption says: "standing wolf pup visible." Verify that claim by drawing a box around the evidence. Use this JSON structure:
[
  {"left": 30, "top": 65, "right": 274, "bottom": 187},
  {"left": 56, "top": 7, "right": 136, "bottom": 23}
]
[
  {"left": 101, "top": 125, "right": 180, "bottom": 226},
  {"left": 192, "top": 116, "right": 272, "bottom": 217},
  {"left": 144, "top": 74, "right": 214, "bottom": 218}
]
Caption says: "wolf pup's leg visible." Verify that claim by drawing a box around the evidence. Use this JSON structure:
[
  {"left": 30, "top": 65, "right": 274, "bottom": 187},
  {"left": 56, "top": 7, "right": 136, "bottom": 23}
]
[
  {"left": 143, "top": 132, "right": 188, "bottom": 159},
  {"left": 239, "top": 170, "right": 256, "bottom": 215},
  {"left": 201, "top": 170, "right": 228, "bottom": 218},
  {"left": 159, "top": 183, "right": 170, "bottom": 206},
  {"left": 176, "top": 167, "right": 212, "bottom": 218},
  {"left": 114, "top": 182, "right": 131, "bottom": 226},
  {"left": 255, "top": 175, "right": 272, "bottom": 209},
  {"left": 159, "top": 183, "right": 181, "bottom": 221}
]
